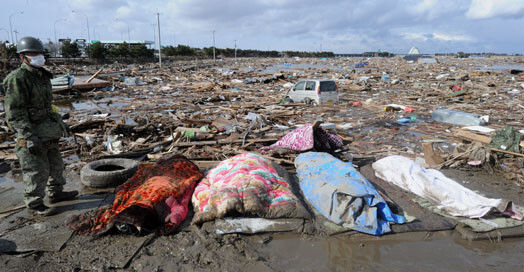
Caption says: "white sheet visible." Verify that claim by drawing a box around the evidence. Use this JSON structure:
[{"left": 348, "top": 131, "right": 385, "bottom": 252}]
[{"left": 372, "top": 155, "right": 519, "bottom": 219}]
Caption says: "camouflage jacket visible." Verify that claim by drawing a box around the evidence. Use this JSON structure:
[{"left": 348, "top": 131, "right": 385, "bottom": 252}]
[{"left": 3, "top": 62, "right": 63, "bottom": 140}]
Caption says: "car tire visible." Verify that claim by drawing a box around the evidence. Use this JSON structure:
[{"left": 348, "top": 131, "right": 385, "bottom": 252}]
[
  {"left": 304, "top": 98, "right": 312, "bottom": 105},
  {"left": 284, "top": 97, "right": 293, "bottom": 103},
  {"left": 81, "top": 158, "right": 139, "bottom": 188}
]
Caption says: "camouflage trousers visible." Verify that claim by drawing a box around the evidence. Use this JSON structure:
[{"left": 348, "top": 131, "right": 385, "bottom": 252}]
[{"left": 15, "top": 139, "right": 66, "bottom": 208}]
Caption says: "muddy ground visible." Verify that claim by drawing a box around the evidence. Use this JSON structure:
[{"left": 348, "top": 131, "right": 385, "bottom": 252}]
[
  {"left": 1, "top": 56, "right": 524, "bottom": 271},
  {"left": 0, "top": 163, "right": 522, "bottom": 272}
]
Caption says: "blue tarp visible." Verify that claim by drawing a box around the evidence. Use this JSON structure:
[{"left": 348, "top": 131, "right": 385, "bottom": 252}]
[
  {"left": 295, "top": 152, "right": 405, "bottom": 235},
  {"left": 354, "top": 62, "right": 368, "bottom": 68}
]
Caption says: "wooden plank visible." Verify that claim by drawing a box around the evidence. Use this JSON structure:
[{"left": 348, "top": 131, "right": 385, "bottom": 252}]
[
  {"left": 193, "top": 161, "right": 220, "bottom": 170},
  {"left": 85, "top": 68, "right": 103, "bottom": 83},
  {"left": 453, "top": 129, "right": 491, "bottom": 144},
  {"left": 454, "top": 129, "right": 524, "bottom": 148},
  {"left": 489, "top": 148, "right": 524, "bottom": 157}
]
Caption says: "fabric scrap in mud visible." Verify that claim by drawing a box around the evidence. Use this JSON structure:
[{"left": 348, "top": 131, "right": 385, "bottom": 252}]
[
  {"left": 68, "top": 155, "right": 203, "bottom": 236},
  {"left": 259, "top": 123, "right": 343, "bottom": 154},
  {"left": 372, "top": 155, "right": 523, "bottom": 220},
  {"left": 295, "top": 152, "right": 406, "bottom": 236},
  {"left": 191, "top": 153, "right": 310, "bottom": 224},
  {"left": 488, "top": 125, "right": 522, "bottom": 157},
  {"left": 413, "top": 195, "right": 524, "bottom": 232}
]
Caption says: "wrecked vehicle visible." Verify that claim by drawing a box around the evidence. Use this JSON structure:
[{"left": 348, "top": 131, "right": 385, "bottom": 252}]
[{"left": 284, "top": 79, "right": 339, "bottom": 105}]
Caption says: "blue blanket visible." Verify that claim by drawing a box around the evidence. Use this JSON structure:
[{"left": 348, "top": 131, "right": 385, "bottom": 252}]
[{"left": 295, "top": 152, "right": 405, "bottom": 235}]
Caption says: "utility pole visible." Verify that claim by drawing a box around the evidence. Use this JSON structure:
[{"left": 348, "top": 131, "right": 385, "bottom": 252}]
[
  {"left": 115, "top": 19, "right": 130, "bottom": 42},
  {"left": 234, "top": 39, "right": 237, "bottom": 63},
  {"left": 54, "top": 18, "right": 66, "bottom": 57},
  {"left": 156, "top": 13, "right": 162, "bottom": 67},
  {"left": 9, "top": 12, "right": 23, "bottom": 44},
  {"left": 13, "top": 30, "right": 19, "bottom": 43},
  {"left": 72, "top": 11, "right": 90, "bottom": 42},
  {"left": 212, "top": 30, "right": 215, "bottom": 62}
]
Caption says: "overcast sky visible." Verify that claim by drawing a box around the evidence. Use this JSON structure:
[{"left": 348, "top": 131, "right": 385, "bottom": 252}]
[{"left": 1, "top": 0, "right": 523, "bottom": 54}]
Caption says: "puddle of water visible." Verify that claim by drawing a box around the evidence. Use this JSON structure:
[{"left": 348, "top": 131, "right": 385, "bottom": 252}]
[
  {"left": 478, "top": 65, "right": 524, "bottom": 72},
  {"left": 261, "top": 63, "right": 343, "bottom": 74},
  {"left": 54, "top": 100, "right": 93, "bottom": 111},
  {"left": 0, "top": 175, "right": 24, "bottom": 190},
  {"left": 54, "top": 97, "right": 130, "bottom": 112},
  {"left": 260, "top": 233, "right": 524, "bottom": 271},
  {"left": 98, "top": 101, "right": 129, "bottom": 110},
  {"left": 125, "top": 117, "right": 137, "bottom": 126},
  {"left": 63, "top": 154, "right": 80, "bottom": 164}
]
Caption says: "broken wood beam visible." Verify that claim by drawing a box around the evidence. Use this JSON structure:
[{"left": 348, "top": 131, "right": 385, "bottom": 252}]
[
  {"left": 86, "top": 68, "right": 103, "bottom": 83},
  {"left": 454, "top": 129, "right": 524, "bottom": 148},
  {"left": 422, "top": 142, "right": 445, "bottom": 167},
  {"left": 489, "top": 148, "right": 524, "bottom": 157}
]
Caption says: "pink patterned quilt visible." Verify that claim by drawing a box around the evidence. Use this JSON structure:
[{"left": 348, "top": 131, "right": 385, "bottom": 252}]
[
  {"left": 191, "top": 153, "right": 309, "bottom": 224},
  {"left": 259, "top": 123, "right": 343, "bottom": 154}
]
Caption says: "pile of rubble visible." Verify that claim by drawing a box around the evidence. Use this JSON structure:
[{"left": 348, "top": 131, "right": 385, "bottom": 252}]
[{"left": 1, "top": 56, "right": 524, "bottom": 183}]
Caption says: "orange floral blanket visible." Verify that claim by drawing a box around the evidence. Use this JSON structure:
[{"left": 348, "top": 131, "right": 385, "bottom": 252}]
[{"left": 69, "top": 155, "right": 203, "bottom": 236}]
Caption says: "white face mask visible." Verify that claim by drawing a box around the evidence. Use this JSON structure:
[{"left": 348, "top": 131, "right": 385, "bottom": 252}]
[{"left": 27, "top": 54, "right": 45, "bottom": 68}]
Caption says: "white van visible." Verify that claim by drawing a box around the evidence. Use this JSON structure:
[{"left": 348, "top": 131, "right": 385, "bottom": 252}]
[{"left": 284, "top": 80, "right": 339, "bottom": 105}]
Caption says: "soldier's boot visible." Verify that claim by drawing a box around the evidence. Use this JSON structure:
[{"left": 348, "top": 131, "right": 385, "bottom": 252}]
[
  {"left": 29, "top": 204, "right": 57, "bottom": 216},
  {"left": 49, "top": 190, "right": 79, "bottom": 204}
]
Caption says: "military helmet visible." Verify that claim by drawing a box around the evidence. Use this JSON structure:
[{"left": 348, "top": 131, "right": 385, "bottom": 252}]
[{"left": 16, "top": 36, "right": 44, "bottom": 54}]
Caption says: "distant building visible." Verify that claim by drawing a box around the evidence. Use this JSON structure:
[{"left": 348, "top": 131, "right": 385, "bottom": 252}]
[
  {"left": 403, "top": 46, "right": 437, "bottom": 63},
  {"left": 408, "top": 47, "right": 420, "bottom": 55}
]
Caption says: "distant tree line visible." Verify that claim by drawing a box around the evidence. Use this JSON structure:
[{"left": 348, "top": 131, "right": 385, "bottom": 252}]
[
  {"left": 87, "top": 41, "right": 154, "bottom": 60},
  {"left": 162, "top": 45, "right": 335, "bottom": 58}
]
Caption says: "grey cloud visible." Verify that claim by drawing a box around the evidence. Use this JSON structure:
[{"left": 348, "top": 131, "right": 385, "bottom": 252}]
[{"left": 1, "top": 0, "right": 523, "bottom": 54}]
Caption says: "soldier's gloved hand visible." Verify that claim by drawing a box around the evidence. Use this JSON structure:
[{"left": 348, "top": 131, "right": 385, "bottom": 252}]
[{"left": 26, "top": 136, "right": 43, "bottom": 154}]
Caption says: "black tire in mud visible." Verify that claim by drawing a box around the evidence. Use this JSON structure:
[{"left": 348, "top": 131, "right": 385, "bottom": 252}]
[
  {"left": 304, "top": 98, "right": 312, "bottom": 105},
  {"left": 81, "top": 158, "right": 139, "bottom": 188},
  {"left": 284, "top": 96, "right": 293, "bottom": 103}
]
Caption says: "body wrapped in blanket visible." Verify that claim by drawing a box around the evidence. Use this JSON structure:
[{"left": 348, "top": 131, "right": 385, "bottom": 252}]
[
  {"left": 69, "top": 155, "right": 203, "bottom": 236},
  {"left": 192, "top": 153, "right": 310, "bottom": 224}
]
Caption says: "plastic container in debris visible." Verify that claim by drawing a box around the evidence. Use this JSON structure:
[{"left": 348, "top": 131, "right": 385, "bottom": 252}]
[{"left": 431, "top": 109, "right": 487, "bottom": 126}]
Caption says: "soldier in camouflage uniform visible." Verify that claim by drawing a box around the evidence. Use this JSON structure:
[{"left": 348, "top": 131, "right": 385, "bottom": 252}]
[{"left": 3, "top": 37, "right": 78, "bottom": 216}]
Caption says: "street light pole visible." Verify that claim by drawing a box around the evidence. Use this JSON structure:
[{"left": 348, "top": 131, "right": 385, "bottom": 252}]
[
  {"left": 13, "top": 30, "right": 19, "bottom": 43},
  {"left": 156, "top": 13, "right": 162, "bottom": 67},
  {"left": 54, "top": 18, "right": 66, "bottom": 57},
  {"left": 234, "top": 39, "right": 237, "bottom": 63},
  {"left": 9, "top": 12, "right": 24, "bottom": 44},
  {"left": 72, "top": 10, "right": 90, "bottom": 42},
  {"left": 151, "top": 23, "right": 156, "bottom": 50},
  {"left": 212, "top": 30, "right": 215, "bottom": 62},
  {"left": 94, "top": 24, "right": 104, "bottom": 40},
  {"left": 116, "top": 19, "right": 130, "bottom": 41}
]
